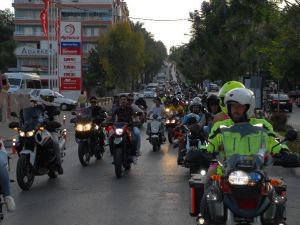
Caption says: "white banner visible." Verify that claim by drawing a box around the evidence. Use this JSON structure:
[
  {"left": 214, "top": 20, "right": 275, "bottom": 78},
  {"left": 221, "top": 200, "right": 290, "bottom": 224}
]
[{"left": 60, "top": 21, "right": 81, "bottom": 42}]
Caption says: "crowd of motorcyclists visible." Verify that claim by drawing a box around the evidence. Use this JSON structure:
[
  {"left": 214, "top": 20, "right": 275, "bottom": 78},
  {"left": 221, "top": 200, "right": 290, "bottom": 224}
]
[{"left": 1, "top": 79, "right": 300, "bottom": 224}]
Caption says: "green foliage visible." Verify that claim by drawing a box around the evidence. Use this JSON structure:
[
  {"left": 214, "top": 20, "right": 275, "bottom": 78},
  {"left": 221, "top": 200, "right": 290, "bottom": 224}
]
[
  {"left": 0, "top": 9, "right": 16, "bottom": 72},
  {"left": 169, "top": 0, "right": 300, "bottom": 84}
]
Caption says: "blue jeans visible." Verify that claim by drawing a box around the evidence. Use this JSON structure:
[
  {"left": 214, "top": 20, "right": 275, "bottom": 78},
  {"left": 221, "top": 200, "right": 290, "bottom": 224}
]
[
  {"left": 0, "top": 151, "right": 10, "bottom": 196},
  {"left": 132, "top": 127, "right": 141, "bottom": 154}
]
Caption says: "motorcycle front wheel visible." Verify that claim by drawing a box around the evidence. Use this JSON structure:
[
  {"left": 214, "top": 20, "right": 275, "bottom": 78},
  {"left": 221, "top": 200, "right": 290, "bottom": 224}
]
[
  {"left": 114, "top": 147, "right": 123, "bottom": 178},
  {"left": 16, "top": 155, "right": 35, "bottom": 190},
  {"left": 167, "top": 128, "right": 173, "bottom": 144},
  {"left": 78, "top": 142, "right": 90, "bottom": 167},
  {"left": 94, "top": 144, "right": 104, "bottom": 160}
]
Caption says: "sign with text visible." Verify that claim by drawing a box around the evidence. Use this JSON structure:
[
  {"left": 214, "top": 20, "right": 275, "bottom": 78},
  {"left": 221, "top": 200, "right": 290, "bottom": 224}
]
[
  {"left": 60, "top": 77, "right": 81, "bottom": 90},
  {"left": 59, "top": 21, "right": 82, "bottom": 91}
]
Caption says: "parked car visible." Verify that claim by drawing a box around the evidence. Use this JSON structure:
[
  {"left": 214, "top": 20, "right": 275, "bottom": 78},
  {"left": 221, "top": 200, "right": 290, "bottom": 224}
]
[
  {"left": 29, "top": 89, "right": 77, "bottom": 111},
  {"left": 296, "top": 97, "right": 300, "bottom": 108},
  {"left": 264, "top": 93, "right": 293, "bottom": 113},
  {"left": 143, "top": 87, "right": 156, "bottom": 98}
]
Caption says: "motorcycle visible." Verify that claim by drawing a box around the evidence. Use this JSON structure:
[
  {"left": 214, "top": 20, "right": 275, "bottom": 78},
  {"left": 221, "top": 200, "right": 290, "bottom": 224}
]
[
  {"left": 178, "top": 124, "right": 209, "bottom": 174},
  {"left": 109, "top": 122, "right": 137, "bottom": 178},
  {"left": 9, "top": 107, "right": 66, "bottom": 190},
  {"left": 70, "top": 108, "right": 106, "bottom": 167},
  {"left": 165, "top": 111, "right": 180, "bottom": 144},
  {"left": 147, "top": 114, "right": 165, "bottom": 152},
  {"left": 197, "top": 123, "right": 300, "bottom": 225}
]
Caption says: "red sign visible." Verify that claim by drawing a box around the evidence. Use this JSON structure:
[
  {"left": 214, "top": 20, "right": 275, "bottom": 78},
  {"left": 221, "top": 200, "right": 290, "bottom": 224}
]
[
  {"left": 40, "top": 0, "right": 49, "bottom": 38},
  {"left": 60, "top": 77, "right": 81, "bottom": 90},
  {"left": 61, "top": 47, "right": 81, "bottom": 55}
]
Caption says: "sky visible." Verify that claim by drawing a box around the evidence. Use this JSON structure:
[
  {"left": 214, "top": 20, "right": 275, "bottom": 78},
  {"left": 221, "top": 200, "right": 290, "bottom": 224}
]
[{"left": 0, "top": 0, "right": 203, "bottom": 52}]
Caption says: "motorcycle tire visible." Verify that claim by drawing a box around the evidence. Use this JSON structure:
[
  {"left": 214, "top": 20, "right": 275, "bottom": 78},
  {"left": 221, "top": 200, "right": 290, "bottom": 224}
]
[
  {"left": 114, "top": 147, "right": 123, "bottom": 178},
  {"left": 168, "top": 129, "right": 173, "bottom": 144},
  {"left": 189, "top": 166, "right": 200, "bottom": 175},
  {"left": 153, "top": 143, "right": 160, "bottom": 152},
  {"left": 94, "top": 145, "right": 104, "bottom": 160},
  {"left": 48, "top": 170, "right": 58, "bottom": 179},
  {"left": 78, "top": 142, "right": 90, "bottom": 167},
  {"left": 16, "top": 155, "right": 35, "bottom": 190}
]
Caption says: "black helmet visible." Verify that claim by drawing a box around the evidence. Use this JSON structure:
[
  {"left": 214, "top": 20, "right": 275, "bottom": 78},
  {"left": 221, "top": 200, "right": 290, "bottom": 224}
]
[
  {"left": 90, "top": 96, "right": 97, "bottom": 103},
  {"left": 207, "top": 94, "right": 219, "bottom": 105}
]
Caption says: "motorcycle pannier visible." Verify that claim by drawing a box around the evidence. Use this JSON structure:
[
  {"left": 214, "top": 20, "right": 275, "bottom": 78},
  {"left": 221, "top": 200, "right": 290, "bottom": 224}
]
[{"left": 189, "top": 174, "right": 205, "bottom": 217}]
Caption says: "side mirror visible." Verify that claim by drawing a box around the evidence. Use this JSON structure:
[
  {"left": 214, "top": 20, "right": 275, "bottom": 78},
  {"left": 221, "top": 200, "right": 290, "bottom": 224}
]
[
  {"left": 70, "top": 118, "right": 76, "bottom": 123},
  {"left": 10, "top": 112, "right": 18, "bottom": 118},
  {"left": 71, "top": 111, "right": 76, "bottom": 116},
  {"left": 285, "top": 129, "right": 298, "bottom": 142},
  {"left": 153, "top": 114, "right": 158, "bottom": 119},
  {"left": 8, "top": 122, "right": 19, "bottom": 129}
]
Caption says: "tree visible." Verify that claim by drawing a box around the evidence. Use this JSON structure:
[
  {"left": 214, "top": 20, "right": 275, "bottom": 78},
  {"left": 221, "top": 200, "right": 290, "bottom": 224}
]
[
  {"left": 98, "top": 22, "right": 145, "bottom": 90},
  {"left": 0, "top": 9, "right": 16, "bottom": 72}
]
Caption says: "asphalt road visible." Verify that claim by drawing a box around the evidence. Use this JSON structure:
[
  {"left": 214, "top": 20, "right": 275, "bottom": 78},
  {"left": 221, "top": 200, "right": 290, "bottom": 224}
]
[{"left": 3, "top": 102, "right": 300, "bottom": 225}]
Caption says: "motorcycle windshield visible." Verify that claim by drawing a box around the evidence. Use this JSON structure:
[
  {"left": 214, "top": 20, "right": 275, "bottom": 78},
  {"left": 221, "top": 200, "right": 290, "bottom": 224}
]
[
  {"left": 21, "top": 107, "right": 43, "bottom": 131},
  {"left": 220, "top": 123, "right": 269, "bottom": 160},
  {"left": 76, "top": 107, "right": 93, "bottom": 120}
]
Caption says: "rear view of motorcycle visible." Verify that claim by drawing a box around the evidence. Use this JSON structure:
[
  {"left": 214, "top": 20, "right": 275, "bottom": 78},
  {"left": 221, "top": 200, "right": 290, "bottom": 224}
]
[
  {"left": 70, "top": 108, "right": 106, "bottom": 167},
  {"left": 147, "top": 114, "right": 165, "bottom": 152},
  {"left": 9, "top": 107, "right": 66, "bottom": 190}
]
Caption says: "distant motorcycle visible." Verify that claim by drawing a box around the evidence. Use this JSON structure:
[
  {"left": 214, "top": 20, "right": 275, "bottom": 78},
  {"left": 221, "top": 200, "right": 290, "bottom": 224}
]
[
  {"left": 9, "top": 107, "right": 66, "bottom": 190},
  {"left": 165, "top": 112, "right": 180, "bottom": 144},
  {"left": 147, "top": 114, "right": 165, "bottom": 152},
  {"left": 70, "top": 108, "right": 106, "bottom": 167}
]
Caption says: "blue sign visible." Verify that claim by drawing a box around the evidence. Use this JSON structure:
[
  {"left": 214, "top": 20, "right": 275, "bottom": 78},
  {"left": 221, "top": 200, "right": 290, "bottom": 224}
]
[{"left": 61, "top": 42, "right": 81, "bottom": 48}]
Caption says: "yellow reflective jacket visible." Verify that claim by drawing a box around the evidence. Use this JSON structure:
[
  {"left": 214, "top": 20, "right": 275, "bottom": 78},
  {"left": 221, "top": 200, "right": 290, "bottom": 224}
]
[{"left": 207, "top": 118, "right": 284, "bottom": 160}]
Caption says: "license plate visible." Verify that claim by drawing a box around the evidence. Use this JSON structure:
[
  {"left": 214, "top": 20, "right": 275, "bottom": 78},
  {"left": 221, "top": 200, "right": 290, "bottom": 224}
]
[{"left": 280, "top": 102, "right": 286, "bottom": 105}]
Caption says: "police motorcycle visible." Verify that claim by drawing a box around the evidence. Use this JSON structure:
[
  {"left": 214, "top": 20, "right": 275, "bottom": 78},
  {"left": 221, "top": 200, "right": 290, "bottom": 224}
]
[
  {"left": 146, "top": 114, "right": 165, "bottom": 152},
  {"left": 9, "top": 107, "right": 66, "bottom": 190},
  {"left": 178, "top": 122, "right": 209, "bottom": 175},
  {"left": 196, "top": 124, "right": 300, "bottom": 225},
  {"left": 164, "top": 108, "right": 181, "bottom": 144},
  {"left": 70, "top": 108, "right": 107, "bottom": 167}
]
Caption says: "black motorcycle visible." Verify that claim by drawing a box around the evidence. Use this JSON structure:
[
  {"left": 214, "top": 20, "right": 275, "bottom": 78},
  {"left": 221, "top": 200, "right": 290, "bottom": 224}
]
[
  {"left": 71, "top": 108, "right": 106, "bottom": 167},
  {"left": 9, "top": 107, "right": 66, "bottom": 190}
]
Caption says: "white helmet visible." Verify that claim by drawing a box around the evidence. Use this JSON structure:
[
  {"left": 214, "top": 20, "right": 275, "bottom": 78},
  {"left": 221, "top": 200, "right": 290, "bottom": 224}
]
[
  {"left": 224, "top": 88, "right": 255, "bottom": 119},
  {"left": 39, "top": 89, "right": 56, "bottom": 106},
  {"left": 189, "top": 97, "right": 202, "bottom": 111}
]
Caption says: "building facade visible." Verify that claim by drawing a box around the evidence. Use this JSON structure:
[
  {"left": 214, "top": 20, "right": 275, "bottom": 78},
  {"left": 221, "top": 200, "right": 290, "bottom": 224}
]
[{"left": 13, "top": 0, "right": 129, "bottom": 90}]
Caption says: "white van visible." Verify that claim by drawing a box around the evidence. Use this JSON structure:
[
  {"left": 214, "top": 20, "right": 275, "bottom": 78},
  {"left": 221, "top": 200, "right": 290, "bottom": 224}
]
[{"left": 2, "top": 72, "right": 42, "bottom": 94}]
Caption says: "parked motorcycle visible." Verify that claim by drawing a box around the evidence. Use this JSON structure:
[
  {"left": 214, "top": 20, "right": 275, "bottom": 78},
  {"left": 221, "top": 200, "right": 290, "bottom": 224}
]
[
  {"left": 109, "top": 122, "right": 137, "bottom": 178},
  {"left": 70, "top": 108, "right": 106, "bottom": 167},
  {"left": 9, "top": 107, "right": 66, "bottom": 190},
  {"left": 147, "top": 114, "right": 165, "bottom": 152},
  {"left": 197, "top": 124, "right": 300, "bottom": 225}
]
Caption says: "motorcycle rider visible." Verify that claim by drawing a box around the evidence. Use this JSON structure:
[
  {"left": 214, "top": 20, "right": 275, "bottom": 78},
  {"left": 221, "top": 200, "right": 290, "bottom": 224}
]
[
  {"left": 168, "top": 97, "right": 185, "bottom": 116},
  {"left": 0, "top": 139, "right": 16, "bottom": 212},
  {"left": 177, "top": 98, "right": 206, "bottom": 164},
  {"left": 38, "top": 89, "right": 64, "bottom": 174},
  {"left": 213, "top": 81, "right": 245, "bottom": 123},
  {"left": 199, "top": 87, "right": 290, "bottom": 222},
  {"left": 111, "top": 94, "right": 141, "bottom": 160},
  {"left": 135, "top": 95, "right": 148, "bottom": 111},
  {"left": 158, "top": 91, "right": 166, "bottom": 104},
  {"left": 146, "top": 97, "right": 166, "bottom": 140},
  {"left": 88, "top": 96, "right": 107, "bottom": 147},
  {"left": 203, "top": 94, "right": 222, "bottom": 135}
]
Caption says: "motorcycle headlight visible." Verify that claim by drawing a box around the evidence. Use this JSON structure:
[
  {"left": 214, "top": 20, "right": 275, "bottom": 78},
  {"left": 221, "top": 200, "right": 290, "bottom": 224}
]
[
  {"left": 166, "top": 120, "right": 170, "bottom": 124},
  {"left": 228, "top": 171, "right": 249, "bottom": 185},
  {"left": 26, "top": 130, "right": 35, "bottom": 137},
  {"left": 171, "top": 119, "right": 176, "bottom": 123},
  {"left": 76, "top": 123, "right": 92, "bottom": 132},
  {"left": 95, "top": 125, "right": 99, "bottom": 130},
  {"left": 165, "top": 108, "right": 170, "bottom": 113},
  {"left": 115, "top": 128, "right": 124, "bottom": 135},
  {"left": 19, "top": 131, "right": 25, "bottom": 137}
]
